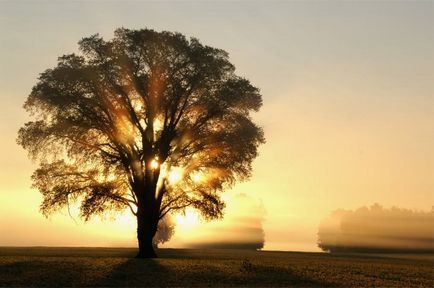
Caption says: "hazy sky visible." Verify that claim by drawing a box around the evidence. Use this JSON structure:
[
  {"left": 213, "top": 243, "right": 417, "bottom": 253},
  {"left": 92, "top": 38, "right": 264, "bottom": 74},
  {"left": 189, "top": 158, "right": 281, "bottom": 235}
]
[{"left": 0, "top": 1, "right": 433, "bottom": 251}]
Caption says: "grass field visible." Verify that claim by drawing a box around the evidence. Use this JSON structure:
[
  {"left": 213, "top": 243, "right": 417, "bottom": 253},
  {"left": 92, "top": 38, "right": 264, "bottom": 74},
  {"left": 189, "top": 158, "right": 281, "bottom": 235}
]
[{"left": 0, "top": 247, "right": 432, "bottom": 287}]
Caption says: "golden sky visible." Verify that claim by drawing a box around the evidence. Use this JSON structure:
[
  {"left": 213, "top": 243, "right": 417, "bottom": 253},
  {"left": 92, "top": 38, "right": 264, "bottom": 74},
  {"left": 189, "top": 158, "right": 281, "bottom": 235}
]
[{"left": 0, "top": 1, "right": 433, "bottom": 251}]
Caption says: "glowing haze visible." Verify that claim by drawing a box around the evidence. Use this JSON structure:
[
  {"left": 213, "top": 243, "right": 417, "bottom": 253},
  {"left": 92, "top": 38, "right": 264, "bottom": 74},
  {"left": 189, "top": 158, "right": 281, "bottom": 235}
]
[{"left": 0, "top": 1, "right": 433, "bottom": 251}]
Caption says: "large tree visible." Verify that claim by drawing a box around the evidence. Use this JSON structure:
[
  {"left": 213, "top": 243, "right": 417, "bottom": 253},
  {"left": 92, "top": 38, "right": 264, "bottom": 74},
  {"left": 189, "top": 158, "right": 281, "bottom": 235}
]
[{"left": 18, "top": 28, "right": 264, "bottom": 258}]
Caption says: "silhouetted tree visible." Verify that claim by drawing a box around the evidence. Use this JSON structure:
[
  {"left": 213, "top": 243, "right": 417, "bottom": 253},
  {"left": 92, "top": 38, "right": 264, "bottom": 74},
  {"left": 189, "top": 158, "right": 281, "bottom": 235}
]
[{"left": 17, "top": 28, "right": 264, "bottom": 258}]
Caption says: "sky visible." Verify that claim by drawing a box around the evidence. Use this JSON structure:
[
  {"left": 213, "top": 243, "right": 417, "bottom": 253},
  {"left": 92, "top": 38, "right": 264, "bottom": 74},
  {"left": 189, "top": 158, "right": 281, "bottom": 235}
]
[{"left": 0, "top": 1, "right": 433, "bottom": 252}]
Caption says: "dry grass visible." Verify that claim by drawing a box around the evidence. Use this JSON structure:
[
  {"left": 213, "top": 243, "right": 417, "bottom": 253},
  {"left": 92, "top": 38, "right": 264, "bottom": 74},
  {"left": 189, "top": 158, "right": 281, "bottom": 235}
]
[{"left": 0, "top": 247, "right": 432, "bottom": 287}]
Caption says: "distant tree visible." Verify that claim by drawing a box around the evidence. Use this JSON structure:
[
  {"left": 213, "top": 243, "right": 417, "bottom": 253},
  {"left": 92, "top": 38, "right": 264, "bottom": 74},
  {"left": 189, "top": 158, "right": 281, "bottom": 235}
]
[
  {"left": 153, "top": 216, "right": 175, "bottom": 250},
  {"left": 17, "top": 28, "right": 264, "bottom": 258},
  {"left": 318, "top": 204, "right": 434, "bottom": 253}
]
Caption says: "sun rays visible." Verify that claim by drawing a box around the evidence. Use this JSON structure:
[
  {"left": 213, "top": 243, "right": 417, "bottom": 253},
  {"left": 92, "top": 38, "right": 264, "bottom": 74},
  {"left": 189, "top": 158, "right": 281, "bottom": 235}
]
[{"left": 175, "top": 208, "right": 201, "bottom": 228}]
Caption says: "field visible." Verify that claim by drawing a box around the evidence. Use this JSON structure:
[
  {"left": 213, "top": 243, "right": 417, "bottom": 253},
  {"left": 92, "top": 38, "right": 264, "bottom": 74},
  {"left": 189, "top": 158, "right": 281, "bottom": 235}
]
[{"left": 0, "top": 247, "right": 432, "bottom": 287}]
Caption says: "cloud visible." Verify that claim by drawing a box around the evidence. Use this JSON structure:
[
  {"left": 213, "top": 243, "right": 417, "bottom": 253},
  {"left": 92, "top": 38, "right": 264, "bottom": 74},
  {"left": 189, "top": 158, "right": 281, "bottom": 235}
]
[{"left": 318, "top": 204, "right": 433, "bottom": 253}]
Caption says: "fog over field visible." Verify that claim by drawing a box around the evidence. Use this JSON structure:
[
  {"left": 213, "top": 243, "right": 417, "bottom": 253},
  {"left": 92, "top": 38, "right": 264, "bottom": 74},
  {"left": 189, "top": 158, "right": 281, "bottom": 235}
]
[
  {"left": 318, "top": 204, "right": 434, "bottom": 253},
  {"left": 163, "top": 194, "right": 266, "bottom": 250}
]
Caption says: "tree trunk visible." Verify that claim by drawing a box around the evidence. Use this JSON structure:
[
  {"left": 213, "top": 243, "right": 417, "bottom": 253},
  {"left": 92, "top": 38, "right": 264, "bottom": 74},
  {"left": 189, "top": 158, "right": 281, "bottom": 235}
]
[
  {"left": 134, "top": 163, "right": 161, "bottom": 258},
  {"left": 136, "top": 204, "right": 159, "bottom": 258}
]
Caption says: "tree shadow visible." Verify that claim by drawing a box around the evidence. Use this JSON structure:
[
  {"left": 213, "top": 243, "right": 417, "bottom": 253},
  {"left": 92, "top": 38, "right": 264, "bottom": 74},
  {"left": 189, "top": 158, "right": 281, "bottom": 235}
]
[
  {"left": 0, "top": 250, "right": 336, "bottom": 287},
  {"left": 93, "top": 256, "right": 335, "bottom": 287},
  {"left": 93, "top": 258, "right": 171, "bottom": 287}
]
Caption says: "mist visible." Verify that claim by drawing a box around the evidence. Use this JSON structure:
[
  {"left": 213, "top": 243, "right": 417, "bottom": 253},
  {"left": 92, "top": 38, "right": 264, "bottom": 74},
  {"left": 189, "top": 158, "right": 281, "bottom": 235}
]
[
  {"left": 318, "top": 204, "right": 434, "bottom": 253},
  {"left": 167, "top": 193, "right": 265, "bottom": 250}
]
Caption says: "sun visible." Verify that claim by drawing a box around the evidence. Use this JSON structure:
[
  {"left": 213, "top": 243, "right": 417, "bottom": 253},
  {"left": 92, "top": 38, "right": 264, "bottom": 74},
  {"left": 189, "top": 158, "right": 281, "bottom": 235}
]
[{"left": 150, "top": 158, "right": 159, "bottom": 169}]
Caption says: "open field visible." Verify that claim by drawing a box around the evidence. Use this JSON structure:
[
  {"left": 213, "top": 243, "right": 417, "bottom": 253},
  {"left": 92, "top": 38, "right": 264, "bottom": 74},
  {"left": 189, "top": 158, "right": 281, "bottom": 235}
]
[{"left": 0, "top": 247, "right": 432, "bottom": 287}]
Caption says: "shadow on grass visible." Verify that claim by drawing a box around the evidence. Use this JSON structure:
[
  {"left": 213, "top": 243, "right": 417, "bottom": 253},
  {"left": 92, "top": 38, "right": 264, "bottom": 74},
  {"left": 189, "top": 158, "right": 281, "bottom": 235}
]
[
  {"left": 0, "top": 251, "right": 335, "bottom": 287},
  {"left": 94, "top": 258, "right": 171, "bottom": 287},
  {"left": 0, "top": 259, "right": 93, "bottom": 287},
  {"left": 94, "top": 257, "right": 334, "bottom": 287}
]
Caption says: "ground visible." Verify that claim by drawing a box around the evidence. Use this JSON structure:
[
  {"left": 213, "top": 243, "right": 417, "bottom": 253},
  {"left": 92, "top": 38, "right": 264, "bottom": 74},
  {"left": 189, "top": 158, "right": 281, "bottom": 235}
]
[{"left": 0, "top": 247, "right": 432, "bottom": 287}]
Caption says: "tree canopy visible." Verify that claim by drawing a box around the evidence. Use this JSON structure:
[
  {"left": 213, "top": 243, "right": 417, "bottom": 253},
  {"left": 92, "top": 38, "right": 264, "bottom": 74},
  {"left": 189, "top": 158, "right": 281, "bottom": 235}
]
[{"left": 18, "top": 28, "right": 264, "bottom": 256}]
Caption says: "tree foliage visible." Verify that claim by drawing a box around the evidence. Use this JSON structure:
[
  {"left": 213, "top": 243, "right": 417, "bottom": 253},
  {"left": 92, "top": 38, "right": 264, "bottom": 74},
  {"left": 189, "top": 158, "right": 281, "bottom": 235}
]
[{"left": 18, "top": 28, "right": 264, "bottom": 230}]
